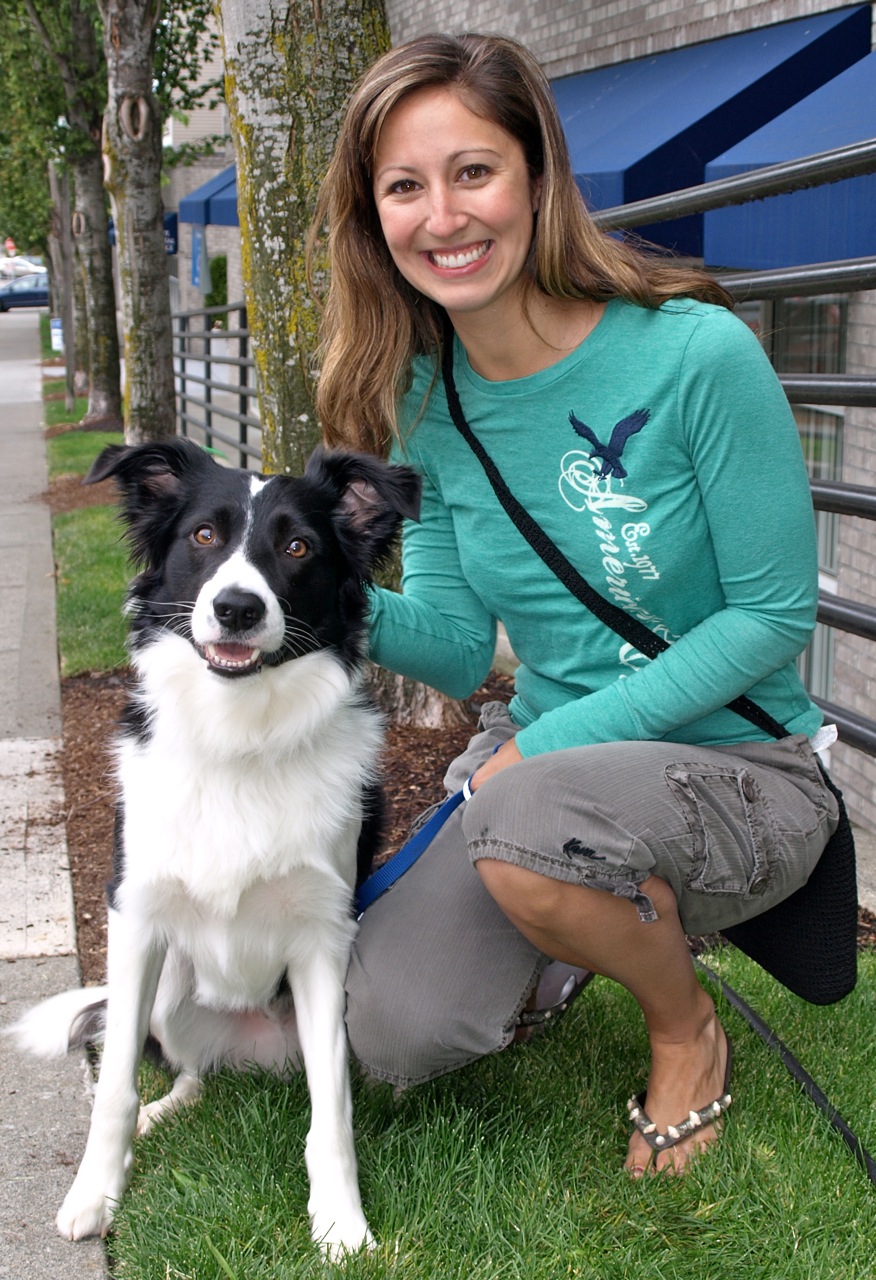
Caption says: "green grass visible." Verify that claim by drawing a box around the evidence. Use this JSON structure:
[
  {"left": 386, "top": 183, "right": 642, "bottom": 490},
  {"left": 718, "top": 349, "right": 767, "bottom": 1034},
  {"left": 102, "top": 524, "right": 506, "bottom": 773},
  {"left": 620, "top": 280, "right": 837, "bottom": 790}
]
[
  {"left": 53, "top": 505, "right": 129, "bottom": 674},
  {"left": 48, "top": 428, "right": 129, "bottom": 676},
  {"left": 44, "top": 394, "right": 91, "bottom": 428},
  {"left": 46, "top": 428, "right": 123, "bottom": 481},
  {"left": 39, "top": 312, "right": 55, "bottom": 360},
  {"left": 107, "top": 950, "right": 876, "bottom": 1280}
]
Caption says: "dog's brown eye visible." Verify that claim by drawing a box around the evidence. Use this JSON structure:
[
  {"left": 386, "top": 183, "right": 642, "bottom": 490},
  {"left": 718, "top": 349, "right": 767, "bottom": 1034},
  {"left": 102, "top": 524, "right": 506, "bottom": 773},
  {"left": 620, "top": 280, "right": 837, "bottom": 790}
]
[
  {"left": 194, "top": 525, "right": 215, "bottom": 546},
  {"left": 286, "top": 539, "right": 308, "bottom": 559}
]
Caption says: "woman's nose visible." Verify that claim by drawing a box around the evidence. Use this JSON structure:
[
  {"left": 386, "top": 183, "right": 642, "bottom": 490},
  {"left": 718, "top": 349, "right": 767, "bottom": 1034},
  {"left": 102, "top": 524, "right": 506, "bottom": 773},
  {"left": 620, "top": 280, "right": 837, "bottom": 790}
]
[{"left": 425, "top": 186, "right": 467, "bottom": 237}]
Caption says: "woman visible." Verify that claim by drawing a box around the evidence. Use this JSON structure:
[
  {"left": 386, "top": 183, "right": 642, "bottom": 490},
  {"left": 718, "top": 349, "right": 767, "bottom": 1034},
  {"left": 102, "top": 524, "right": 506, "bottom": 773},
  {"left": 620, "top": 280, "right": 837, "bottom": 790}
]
[{"left": 308, "top": 32, "right": 838, "bottom": 1175}]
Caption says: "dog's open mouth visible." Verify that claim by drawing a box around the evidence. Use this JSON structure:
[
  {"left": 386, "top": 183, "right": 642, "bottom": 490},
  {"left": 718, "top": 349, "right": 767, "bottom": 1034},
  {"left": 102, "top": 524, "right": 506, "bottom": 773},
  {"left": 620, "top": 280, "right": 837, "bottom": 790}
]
[{"left": 202, "top": 642, "right": 263, "bottom": 675}]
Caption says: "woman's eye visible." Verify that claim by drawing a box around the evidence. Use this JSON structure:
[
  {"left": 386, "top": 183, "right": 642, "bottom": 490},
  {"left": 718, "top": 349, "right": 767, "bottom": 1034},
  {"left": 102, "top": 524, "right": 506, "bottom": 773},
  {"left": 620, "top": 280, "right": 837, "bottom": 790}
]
[
  {"left": 285, "top": 539, "right": 308, "bottom": 559},
  {"left": 388, "top": 178, "right": 418, "bottom": 195},
  {"left": 193, "top": 525, "right": 215, "bottom": 546},
  {"left": 461, "top": 164, "right": 488, "bottom": 181}
]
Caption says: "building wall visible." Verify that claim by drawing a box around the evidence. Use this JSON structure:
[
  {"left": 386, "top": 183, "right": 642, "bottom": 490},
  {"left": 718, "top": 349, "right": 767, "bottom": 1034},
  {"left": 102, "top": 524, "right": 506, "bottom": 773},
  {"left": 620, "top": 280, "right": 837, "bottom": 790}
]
[
  {"left": 385, "top": 0, "right": 869, "bottom": 78},
  {"left": 832, "top": 288, "right": 876, "bottom": 830}
]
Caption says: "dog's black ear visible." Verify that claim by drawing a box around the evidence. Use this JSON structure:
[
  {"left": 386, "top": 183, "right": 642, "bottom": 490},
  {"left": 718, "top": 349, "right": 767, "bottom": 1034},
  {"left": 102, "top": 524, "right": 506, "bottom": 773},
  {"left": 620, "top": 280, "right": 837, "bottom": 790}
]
[
  {"left": 305, "top": 447, "right": 421, "bottom": 572},
  {"left": 86, "top": 439, "right": 216, "bottom": 570},
  {"left": 84, "top": 439, "right": 210, "bottom": 498}
]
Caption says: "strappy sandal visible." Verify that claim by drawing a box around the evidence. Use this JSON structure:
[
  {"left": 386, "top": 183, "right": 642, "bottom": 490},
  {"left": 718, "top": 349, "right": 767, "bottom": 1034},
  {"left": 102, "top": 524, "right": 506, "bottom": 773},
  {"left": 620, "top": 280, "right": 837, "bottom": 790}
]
[
  {"left": 627, "top": 1036, "right": 733, "bottom": 1156},
  {"left": 514, "top": 963, "right": 594, "bottom": 1042}
]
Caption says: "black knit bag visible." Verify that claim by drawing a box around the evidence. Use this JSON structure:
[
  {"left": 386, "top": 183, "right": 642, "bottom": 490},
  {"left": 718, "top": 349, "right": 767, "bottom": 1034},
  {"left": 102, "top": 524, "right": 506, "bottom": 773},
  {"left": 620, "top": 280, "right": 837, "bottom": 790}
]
[
  {"left": 722, "top": 770, "right": 857, "bottom": 1004},
  {"left": 443, "top": 346, "right": 858, "bottom": 1005}
]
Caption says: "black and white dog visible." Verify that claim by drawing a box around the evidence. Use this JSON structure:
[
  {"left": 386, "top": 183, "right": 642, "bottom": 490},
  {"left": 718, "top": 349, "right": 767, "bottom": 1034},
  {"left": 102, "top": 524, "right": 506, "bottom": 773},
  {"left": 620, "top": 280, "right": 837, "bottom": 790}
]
[{"left": 9, "top": 439, "right": 419, "bottom": 1257}]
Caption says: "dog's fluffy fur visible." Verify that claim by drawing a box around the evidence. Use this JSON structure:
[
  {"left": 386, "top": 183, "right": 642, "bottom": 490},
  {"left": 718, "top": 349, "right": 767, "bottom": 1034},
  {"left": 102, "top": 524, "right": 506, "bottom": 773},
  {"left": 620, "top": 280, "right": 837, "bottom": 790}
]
[{"left": 8, "top": 439, "right": 419, "bottom": 1256}]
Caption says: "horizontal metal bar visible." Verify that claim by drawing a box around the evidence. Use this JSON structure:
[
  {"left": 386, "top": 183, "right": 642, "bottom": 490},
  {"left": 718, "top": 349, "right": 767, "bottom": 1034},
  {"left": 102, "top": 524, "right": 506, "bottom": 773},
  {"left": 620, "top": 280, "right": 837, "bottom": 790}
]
[
  {"left": 175, "top": 330, "right": 251, "bottom": 346},
  {"left": 174, "top": 353, "right": 255, "bottom": 371},
  {"left": 812, "top": 697, "right": 876, "bottom": 758},
  {"left": 592, "top": 137, "right": 876, "bottom": 229},
  {"left": 817, "top": 594, "right": 876, "bottom": 643},
  {"left": 173, "top": 303, "right": 248, "bottom": 322},
  {"left": 779, "top": 374, "right": 876, "bottom": 408},
  {"left": 175, "top": 371, "right": 259, "bottom": 397},
  {"left": 720, "top": 257, "right": 876, "bottom": 300},
  {"left": 811, "top": 481, "right": 876, "bottom": 520},
  {"left": 177, "top": 406, "right": 262, "bottom": 431}
]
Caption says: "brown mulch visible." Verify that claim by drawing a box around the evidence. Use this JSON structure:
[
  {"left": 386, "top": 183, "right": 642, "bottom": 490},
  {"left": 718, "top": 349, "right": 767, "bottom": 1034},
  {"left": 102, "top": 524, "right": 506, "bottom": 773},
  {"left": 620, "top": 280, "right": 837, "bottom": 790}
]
[
  {"left": 60, "top": 671, "right": 505, "bottom": 986},
  {"left": 46, "top": 471, "right": 876, "bottom": 987}
]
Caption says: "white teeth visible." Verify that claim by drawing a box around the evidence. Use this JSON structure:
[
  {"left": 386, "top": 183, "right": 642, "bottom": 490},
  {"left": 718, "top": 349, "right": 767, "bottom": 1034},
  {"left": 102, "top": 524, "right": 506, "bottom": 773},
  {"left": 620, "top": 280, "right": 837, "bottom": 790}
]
[
  {"left": 205, "top": 644, "right": 261, "bottom": 670},
  {"left": 430, "top": 241, "right": 489, "bottom": 269}
]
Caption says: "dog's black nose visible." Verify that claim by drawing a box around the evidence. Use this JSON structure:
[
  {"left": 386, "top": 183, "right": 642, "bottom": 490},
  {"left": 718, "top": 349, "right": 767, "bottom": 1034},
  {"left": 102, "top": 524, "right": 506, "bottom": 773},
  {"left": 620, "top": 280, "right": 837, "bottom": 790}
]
[{"left": 213, "top": 588, "right": 266, "bottom": 632}]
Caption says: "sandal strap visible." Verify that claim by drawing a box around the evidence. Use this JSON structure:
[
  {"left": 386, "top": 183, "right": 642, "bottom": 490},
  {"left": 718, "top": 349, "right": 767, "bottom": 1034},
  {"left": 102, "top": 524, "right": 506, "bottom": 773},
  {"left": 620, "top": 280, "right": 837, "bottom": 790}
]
[
  {"left": 516, "top": 966, "right": 593, "bottom": 1028},
  {"left": 626, "top": 1036, "right": 733, "bottom": 1152}
]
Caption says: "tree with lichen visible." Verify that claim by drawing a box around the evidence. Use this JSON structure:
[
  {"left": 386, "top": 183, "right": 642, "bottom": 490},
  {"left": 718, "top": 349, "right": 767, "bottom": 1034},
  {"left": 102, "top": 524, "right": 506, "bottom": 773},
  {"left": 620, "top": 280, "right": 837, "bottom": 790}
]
[
  {"left": 16, "top": 0, "right": 123, "bottom": 428},
  {"left": 214, "top": 0, "right": 390, "bottom": 475},
  {"left": 98, "top": 0, "right": 175, "bottom": 441}
]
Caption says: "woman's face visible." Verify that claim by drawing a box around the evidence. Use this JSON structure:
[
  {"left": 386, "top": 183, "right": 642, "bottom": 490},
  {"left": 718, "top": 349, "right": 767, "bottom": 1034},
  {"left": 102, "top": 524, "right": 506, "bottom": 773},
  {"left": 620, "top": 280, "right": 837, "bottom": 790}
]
[{"left": 372, "top": 86, "right": 541, "bottom": 327}]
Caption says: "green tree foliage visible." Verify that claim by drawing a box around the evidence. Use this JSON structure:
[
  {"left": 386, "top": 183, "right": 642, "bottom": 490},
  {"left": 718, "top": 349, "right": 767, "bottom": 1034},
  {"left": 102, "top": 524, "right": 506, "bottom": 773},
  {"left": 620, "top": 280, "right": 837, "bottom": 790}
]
[{"left": 0, "top": 9, "right": 65, "bottom": 252}]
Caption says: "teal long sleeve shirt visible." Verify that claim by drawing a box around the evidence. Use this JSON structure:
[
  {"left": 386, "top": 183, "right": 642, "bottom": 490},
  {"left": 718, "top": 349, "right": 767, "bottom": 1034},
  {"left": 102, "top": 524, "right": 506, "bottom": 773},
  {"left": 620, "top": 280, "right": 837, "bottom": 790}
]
[{"left": 368, "top": 298, "right": 823, "bottom": 757}]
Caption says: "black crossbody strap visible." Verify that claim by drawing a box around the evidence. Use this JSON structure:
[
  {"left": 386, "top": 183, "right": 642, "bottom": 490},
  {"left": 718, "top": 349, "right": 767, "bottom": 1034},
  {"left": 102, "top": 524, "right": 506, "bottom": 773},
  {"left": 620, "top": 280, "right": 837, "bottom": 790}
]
[{"left": 441, "top": 340, "right": 789, "bottom": 742}]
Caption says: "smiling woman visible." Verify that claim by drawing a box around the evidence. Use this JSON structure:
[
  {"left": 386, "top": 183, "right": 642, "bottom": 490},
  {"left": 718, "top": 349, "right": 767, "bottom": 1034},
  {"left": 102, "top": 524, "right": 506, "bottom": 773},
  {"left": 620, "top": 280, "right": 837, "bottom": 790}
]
[{"left": 307, "top": 31, "right": 842, "bottom": 1184}]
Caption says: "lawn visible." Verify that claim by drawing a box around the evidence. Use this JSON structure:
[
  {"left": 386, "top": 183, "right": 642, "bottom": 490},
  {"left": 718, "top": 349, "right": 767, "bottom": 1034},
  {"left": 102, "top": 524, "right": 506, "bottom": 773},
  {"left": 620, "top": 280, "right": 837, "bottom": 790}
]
[{"left": 108, "top": 949, "right": 876, "bottom": 1280}]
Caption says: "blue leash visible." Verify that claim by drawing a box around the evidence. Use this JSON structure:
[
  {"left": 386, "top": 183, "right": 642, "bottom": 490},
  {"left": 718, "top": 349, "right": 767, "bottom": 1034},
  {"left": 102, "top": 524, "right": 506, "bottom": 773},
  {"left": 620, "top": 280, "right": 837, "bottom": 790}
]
[{"left": 355, "top": 780, "right": 472, "bottom": 917}]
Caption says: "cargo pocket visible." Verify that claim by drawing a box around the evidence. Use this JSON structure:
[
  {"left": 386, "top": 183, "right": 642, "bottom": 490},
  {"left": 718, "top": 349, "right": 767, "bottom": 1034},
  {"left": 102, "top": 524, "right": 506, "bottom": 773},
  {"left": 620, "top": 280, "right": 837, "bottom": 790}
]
[{"left": 665, "top": 762, "right": 775, "bottom": 899}]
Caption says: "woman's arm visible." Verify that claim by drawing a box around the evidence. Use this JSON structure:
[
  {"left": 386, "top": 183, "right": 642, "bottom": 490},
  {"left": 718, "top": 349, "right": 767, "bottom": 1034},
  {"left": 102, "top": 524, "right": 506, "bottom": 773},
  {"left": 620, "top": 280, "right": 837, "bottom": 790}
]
[{"left": 368, "top": 464, "right": 497, "bottom": 699}]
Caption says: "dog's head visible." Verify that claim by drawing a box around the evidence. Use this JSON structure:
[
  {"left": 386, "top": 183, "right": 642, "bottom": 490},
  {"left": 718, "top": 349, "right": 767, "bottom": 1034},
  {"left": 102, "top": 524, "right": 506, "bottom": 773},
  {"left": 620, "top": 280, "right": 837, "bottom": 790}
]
[{"left": 86, "top": 439, "right": 420, "bottom": 677}]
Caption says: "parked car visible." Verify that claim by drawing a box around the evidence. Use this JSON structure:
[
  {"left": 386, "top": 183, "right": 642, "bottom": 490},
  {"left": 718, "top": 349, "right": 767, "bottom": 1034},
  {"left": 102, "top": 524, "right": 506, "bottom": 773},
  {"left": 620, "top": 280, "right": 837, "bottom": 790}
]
[
  {"left": 0, "top": 256, "right": 47, "bottom": 280},
  {"left": 0, "top": 273, "right": 50, "bottom": 311}
]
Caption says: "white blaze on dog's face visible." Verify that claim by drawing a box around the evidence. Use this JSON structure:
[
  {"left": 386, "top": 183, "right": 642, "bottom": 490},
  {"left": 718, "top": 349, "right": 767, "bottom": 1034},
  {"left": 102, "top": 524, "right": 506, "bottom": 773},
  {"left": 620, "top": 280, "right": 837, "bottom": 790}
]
[{"left": 189, "top": 477, "right": 291, "bottom": 675}]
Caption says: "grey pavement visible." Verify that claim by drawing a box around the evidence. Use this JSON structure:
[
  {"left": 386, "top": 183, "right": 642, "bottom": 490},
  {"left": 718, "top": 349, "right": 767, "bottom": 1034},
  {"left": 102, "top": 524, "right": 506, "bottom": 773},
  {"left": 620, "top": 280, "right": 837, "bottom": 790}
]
[{"left": 0, "top": 312, "right": 107, "bottom": 1278}]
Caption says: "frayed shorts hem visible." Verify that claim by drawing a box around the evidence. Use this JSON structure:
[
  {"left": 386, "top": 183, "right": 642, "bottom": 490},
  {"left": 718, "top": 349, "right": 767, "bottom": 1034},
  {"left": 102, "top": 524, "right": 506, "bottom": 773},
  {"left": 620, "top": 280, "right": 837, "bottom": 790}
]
[{"left": 468, "top": 837, "right": 659, "bottom": 922}]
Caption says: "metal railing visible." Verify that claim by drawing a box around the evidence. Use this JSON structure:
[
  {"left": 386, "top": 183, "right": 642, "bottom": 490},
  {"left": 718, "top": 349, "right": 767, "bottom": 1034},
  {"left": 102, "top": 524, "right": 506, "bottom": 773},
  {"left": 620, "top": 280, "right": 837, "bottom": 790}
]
[
  {"left": 173, "top": 302, "right": 259, "bottom": 468},
  {"left": 171, "top": 137, "right": 876, "bottom": 756}
]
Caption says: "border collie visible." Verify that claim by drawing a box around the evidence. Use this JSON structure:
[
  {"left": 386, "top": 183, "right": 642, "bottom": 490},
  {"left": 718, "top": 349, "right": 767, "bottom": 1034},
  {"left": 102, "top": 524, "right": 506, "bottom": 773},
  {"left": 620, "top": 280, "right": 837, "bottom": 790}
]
[{"left": 9, "top": 439, "right": 419, "bottom": 1257}]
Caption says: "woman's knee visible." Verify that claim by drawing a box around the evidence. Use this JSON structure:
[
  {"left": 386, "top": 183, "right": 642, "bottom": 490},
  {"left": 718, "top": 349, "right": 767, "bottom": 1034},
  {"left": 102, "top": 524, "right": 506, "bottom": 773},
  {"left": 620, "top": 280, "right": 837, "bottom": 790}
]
[{"left": 475, "top": 857, "right": 569, "bottom": 933}]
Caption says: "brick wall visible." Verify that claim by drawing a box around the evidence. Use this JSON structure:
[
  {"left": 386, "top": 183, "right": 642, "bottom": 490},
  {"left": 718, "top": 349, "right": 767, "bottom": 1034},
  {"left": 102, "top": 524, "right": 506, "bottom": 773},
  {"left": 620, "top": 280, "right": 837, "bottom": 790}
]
[{"left": 385, "top": 0, "right": 869, "bottom": 78}]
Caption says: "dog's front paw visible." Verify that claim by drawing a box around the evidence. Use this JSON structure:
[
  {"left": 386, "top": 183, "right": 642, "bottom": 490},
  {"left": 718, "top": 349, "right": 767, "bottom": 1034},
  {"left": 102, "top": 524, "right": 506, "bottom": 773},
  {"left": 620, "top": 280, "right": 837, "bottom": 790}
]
[
  {"left": 56, "top": 1173, "right": 121, "bottom": 1240},
  {"left": 313, "top": 1211, "right": 374, "bottom": 1260}
]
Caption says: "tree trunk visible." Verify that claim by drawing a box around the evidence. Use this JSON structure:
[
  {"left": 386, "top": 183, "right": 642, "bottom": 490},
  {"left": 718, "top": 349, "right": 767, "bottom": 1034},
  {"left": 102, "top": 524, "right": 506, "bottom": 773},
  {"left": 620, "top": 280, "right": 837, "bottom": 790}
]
[
  {"left": 71, "top": 149, "right": 123, "bottom": 427},
  {"left": 100, "top": 0, "right": 175, "bottom": 443},
  {"left": 215, "top": 0, "right": 389, "bottom": 475},
  {"left": 48, "top": 163, "right": 76, "bottom": 413}
]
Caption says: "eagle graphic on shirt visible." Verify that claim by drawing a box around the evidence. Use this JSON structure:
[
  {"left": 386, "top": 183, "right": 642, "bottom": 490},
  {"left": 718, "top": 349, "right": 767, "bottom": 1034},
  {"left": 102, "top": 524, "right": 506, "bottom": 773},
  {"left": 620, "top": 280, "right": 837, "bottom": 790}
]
[{"left": 568, "top": 408, "right": 651, "bottom": 480}]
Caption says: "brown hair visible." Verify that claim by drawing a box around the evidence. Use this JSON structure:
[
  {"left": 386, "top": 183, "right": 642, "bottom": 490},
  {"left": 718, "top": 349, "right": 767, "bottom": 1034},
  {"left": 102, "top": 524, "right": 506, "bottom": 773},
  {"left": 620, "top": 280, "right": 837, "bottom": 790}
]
[{"left": 308, "top": 32, "right": 732, "bottom": 456}]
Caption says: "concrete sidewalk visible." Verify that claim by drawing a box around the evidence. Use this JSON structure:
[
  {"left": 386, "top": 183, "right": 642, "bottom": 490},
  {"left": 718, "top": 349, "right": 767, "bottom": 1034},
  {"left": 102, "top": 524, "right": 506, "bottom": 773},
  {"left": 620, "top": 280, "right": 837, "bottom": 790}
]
[{"left": 0, "top": 312, "right": 106, "bottom": 1278}]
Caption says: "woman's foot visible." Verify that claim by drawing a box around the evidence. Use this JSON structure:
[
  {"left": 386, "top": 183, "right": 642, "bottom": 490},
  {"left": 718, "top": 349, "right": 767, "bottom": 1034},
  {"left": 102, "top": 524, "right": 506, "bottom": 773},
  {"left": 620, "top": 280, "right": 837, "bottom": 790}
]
[
  {"left": 513, "top": 962, "right": 593, "bottom": 1043},
  {"left": 625, "top": 1010, "right": 731, "bottom": 1176}
]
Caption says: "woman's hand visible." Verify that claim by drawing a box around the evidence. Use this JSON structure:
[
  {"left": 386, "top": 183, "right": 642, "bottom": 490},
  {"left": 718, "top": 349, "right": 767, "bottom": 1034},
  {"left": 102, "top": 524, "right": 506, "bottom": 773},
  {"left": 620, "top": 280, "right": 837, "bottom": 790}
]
[{"left": 469, "top": 736, "right": 524, "bottom": 792}]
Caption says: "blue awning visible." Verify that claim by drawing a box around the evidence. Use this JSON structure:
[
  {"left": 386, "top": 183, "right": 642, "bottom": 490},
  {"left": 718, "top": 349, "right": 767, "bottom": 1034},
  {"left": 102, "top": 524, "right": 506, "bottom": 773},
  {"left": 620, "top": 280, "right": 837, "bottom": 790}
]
[
  {"left": 703, "top": 53, "right": 876, "bottom": 269},
  {"left": 178, "top": 165, "right": 238, "bottom": 227},
  {"left": 551, "top": 5, "right": 871, "bottom": 256}
]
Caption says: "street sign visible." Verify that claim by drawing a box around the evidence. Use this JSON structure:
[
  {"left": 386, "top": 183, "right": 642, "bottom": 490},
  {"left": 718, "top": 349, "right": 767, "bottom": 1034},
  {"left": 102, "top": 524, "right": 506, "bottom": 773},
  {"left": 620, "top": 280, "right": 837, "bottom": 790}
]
[{"left": 50, "top": 318, "right": 63, "bottom": 353}]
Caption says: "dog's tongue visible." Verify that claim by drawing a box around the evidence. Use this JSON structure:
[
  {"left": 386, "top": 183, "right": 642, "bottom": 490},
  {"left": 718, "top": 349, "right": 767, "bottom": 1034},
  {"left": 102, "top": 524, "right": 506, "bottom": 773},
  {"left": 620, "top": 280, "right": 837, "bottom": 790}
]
[{"left": 214, "top": 643, "right": 254, "bottom": 661}]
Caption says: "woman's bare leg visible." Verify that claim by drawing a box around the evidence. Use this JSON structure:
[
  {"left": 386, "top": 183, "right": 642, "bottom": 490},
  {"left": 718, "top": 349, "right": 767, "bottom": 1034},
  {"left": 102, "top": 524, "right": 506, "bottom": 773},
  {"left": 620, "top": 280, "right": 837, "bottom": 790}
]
[{"left": 475, "top": 859, "right": 730, "bottom": 1174}]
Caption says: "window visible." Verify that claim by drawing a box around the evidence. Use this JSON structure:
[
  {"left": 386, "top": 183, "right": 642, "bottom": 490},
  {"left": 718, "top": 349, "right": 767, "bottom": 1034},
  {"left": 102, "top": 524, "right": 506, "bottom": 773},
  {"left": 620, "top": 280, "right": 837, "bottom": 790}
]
[{"left": 740, "top": 295, "right": 847, "bottom": 702}]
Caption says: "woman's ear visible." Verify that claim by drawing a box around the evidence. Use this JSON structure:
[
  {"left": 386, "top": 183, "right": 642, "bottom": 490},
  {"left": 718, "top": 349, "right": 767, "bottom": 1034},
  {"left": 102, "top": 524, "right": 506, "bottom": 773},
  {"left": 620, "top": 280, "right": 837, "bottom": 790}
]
[{"left": 532, "top": 175, "right": 543, "bottom": 214}]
